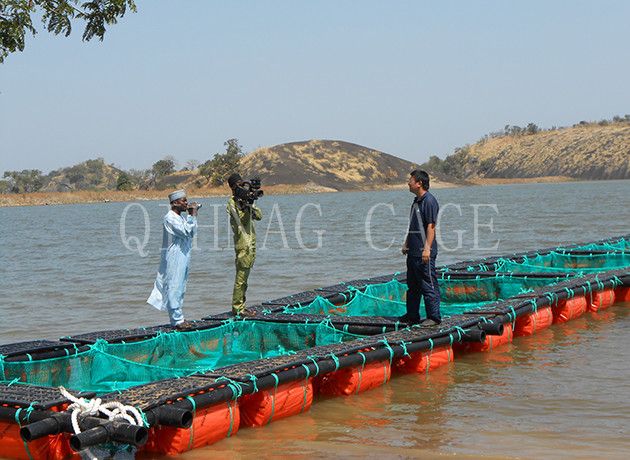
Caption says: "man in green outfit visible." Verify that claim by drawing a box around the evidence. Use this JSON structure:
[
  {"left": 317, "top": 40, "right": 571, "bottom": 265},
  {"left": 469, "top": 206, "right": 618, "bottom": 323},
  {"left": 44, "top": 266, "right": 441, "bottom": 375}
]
[{"left": 227, "top": 173, "right": 263, "bottom": 316}]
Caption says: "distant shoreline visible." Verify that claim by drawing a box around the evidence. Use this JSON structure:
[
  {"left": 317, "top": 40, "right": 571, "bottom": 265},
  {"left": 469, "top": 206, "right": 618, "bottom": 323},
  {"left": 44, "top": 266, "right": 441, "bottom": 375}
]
[{"left": 0, "top": 176, "right": 587, "bottom": 207}]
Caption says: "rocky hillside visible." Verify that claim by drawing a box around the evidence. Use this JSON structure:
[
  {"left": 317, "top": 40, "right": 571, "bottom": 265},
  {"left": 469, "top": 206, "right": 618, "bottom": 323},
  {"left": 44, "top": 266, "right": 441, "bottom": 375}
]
[
  {"left": 239, "top": 139, "right": 452, "bottom": 191},
  {"left": 435, "top": 123, "right": 630, "bottom": 180}
]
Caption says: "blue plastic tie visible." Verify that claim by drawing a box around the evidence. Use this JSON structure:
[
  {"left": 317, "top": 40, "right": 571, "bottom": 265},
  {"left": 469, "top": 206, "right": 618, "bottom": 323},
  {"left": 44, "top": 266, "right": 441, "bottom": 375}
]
[
  {"left": 216, "top": 376, "right": 244, "bottom": 399},
  {"left": 329, "top": 353, "right": 340, "bottom": 371},
  {"left": 307, "top": 356, "right": 321, "bottom": 376},
  {"left": 379, "top": 338, "right": 395, "bottom": 365},
  {"left": 137, "top": 407, "right": 150, "bottom": 428},
  {"left": 185, "top": 396, "right": 196, "bottom": 450},
  {"left": 268, "top": 373, "right": 280, "bottom": 424},
  {"left": 301, "top": 363, "right": 311, "bottom": 380},
  {"left": 527, "top": 300, "right": 536, "bottom": 314},
  {"left": 356, "top": 352, "right": 367, "bottom": 394},
  {"left": 428, "top": 338, "right": 434, "bottom": 351},
  {"left": 15, "top": 402, "right": 38, "bottom": 460},
  {"left": 246, "top": 374, "right": 259, "bottom": 393},
  {"left": 399, "top": 340, "right": 411, "bottom": 358}
]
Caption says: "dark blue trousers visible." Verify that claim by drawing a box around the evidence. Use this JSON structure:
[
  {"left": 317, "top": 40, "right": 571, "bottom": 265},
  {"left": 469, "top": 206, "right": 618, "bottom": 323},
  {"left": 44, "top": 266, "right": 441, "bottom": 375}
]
[{"left": 406, "top": 256, "right": 441, "bottom": 323}]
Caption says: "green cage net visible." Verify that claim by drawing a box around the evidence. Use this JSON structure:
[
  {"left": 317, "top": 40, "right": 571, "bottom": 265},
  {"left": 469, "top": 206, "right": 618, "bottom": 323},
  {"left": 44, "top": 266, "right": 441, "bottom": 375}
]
[
  {"left": 495, "top": 251, "right": 630, "bottom": 273},
  {"left": 0, "top": 321, "right": 363, "bottom": 394},
  {"left": 282, "top": 275, "right": 569, "bottom": 317},
  {"left": 562, "top": 239, "right": 629, "bottom": 252}
]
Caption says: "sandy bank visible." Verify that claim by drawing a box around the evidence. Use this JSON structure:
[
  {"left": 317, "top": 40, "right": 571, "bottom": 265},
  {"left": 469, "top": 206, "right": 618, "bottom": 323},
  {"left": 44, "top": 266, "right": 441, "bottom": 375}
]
[{"left": 0, "top": 176, "right": 581, "bottom": 207}]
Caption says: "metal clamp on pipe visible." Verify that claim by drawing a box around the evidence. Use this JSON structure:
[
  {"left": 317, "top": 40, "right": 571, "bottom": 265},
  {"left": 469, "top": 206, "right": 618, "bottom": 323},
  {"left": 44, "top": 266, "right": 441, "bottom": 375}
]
[{"left": 69, "top": 420, "right": 148, "bottom": 451}]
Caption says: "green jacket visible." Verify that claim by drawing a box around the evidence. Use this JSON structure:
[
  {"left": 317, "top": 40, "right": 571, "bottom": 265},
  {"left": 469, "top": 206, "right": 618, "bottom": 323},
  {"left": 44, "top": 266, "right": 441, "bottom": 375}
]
[{"left": 227, "top": 196, "right": 263, "bottom": 267}]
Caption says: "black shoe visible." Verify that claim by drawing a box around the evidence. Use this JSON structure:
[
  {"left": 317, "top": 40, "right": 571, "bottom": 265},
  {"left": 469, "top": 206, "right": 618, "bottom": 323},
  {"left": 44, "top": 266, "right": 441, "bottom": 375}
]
[
  {"left": 397, "top": 314, "right": 420, "bottom": 325},
  {"left": 419, "top": 318, "right": 440, "bottom": 327}
]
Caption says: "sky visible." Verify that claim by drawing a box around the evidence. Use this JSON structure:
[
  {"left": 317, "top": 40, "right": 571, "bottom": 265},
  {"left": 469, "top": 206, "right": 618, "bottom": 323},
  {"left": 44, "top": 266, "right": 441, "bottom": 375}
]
[{"left": 1, "top": 0, "right": 629, "bottom": 174}]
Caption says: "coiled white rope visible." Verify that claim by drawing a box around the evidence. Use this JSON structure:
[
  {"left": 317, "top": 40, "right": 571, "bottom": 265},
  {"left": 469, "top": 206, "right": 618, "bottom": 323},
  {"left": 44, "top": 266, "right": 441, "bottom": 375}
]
[{"left": 59, "top": 386, "right": 144, "bottom": 435}]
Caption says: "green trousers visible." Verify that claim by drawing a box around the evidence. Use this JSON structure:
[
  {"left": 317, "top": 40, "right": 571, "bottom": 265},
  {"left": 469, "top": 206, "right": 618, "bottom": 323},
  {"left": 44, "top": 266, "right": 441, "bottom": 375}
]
[
  {"left": 232, "top": 250, "right": 255, "bottom": 313},
  {"left": 232, "top": 266, "right": 252, "bottom": 314}
]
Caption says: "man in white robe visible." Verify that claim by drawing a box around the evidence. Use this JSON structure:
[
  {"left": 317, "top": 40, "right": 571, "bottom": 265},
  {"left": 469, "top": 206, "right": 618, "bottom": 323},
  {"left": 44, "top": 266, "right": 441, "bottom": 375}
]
[{"left": 147, "top": 190, "right": 199, "bottom": 328}]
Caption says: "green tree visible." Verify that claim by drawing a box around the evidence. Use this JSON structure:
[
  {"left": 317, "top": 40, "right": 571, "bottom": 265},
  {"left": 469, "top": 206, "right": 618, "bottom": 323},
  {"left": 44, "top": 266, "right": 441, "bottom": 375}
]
[
  {"left": 128, "top": 168, "right": 151, "bottom": 189},
  {"left": 525, "top": 123, "right": 539, "bottom": 135},
  {"left": 2, "top": 169, "right": 44, "bottom": 192},
  {"left": 151, "top": 157, "right": 175, "bottom": 179},
  {"left": 116, "top": 172, "right": 133, "bottom": 191},
  {"left": 0, "top": 179, "right": 11, "bottom": 193},
  {"left": 199, "top": 138, "right": 243, "bottom": 186},
  {"left": 0, "top": 0, "right": 136, "bottom": 63}
]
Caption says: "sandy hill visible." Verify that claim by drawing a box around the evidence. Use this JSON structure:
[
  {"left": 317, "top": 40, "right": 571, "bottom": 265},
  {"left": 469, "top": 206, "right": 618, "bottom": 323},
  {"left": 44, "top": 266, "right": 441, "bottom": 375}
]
[
  {"left": 440, "top": 123, "right": 630, "bottom": 180},
  {"left": 239, "top": 139, "right": 453, "bottom": 191}
]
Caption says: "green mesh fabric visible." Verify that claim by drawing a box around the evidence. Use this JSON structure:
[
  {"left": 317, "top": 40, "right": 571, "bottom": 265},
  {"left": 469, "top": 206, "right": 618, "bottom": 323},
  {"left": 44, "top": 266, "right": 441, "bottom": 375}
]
[
  {"left": 495, "top": 251, "right": 630, "bottom": 273},
  {"left": 282, "top": 276, "right": 567, "bottom": 317},
  {"left": 564, "top": 239, "right": 629, "bottom": 252},
  {"left": 438, "top": 274, "right": 570, "bottom": 301},
  {"left": 3, "top": 247, "right": 625, "bottom": 396},
  {"left": 0, "top": 321, "right": 362, "bottom": 394}
]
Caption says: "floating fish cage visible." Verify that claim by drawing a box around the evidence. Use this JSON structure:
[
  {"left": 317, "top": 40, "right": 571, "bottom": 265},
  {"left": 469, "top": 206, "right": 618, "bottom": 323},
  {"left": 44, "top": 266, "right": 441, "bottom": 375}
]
[{"left": 1, "top": 234, "right": 629, "bottom": 458}]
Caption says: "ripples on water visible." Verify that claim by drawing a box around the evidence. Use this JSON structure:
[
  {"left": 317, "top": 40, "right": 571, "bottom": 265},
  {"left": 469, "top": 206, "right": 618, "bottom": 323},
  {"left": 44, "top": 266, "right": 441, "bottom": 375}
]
[{"left": 1, "top": 180, "right": 629, "bottom": 457}]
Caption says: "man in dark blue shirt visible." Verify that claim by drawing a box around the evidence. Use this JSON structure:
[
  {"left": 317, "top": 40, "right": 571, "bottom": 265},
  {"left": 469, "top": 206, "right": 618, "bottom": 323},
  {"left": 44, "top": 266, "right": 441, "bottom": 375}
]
[{"left": 401, "top": 170, "right": 441, "bottom": 326}]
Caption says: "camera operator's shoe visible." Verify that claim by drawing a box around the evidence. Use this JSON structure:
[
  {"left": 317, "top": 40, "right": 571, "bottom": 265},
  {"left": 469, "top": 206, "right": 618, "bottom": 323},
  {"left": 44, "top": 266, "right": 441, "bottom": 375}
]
[{"left": 232, "top": 308, "right": 256, "bottom": 318}]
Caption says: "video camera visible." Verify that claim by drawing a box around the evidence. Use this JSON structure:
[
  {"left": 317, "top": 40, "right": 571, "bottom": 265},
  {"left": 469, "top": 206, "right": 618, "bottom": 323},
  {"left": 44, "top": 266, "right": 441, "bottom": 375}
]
[{"left": 234, "top": 177, "right": 264, "bottom": 205}]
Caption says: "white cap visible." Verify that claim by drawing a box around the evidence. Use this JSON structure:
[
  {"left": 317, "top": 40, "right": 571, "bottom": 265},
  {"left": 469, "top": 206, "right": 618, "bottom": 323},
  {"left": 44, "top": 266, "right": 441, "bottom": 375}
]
[{"left": 168, "top": 189, "right": 186, "bottom": 202}]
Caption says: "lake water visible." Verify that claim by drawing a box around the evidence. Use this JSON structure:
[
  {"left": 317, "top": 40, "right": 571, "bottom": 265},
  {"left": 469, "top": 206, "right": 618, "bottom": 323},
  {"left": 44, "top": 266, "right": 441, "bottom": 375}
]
[{"left": 1, "top": 180, "right": 629, "bottom": 458}]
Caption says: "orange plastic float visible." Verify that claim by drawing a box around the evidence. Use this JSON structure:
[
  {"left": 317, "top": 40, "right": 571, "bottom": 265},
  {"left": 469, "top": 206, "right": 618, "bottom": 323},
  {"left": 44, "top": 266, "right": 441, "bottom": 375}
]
[
  {"left": 317, "top": 359, "right": 391, "bottom": 396},
  {"left": 514, "top": 307, "right": 553, "bottom": 336},
  {"left": 142, "top": 400, "right": 239, "bottom": 456},
  {"left": 394, "top": 345, "right": 454, "bottom": 374},
  {"left": 615, "top": 286, "right": 630, "bottom": 303},
  {"left": 0, "top": 420, "right": 76, "bottom": 460},
  {"left": 239, "top": 378, "right": 313, "bottom": 427},
  {"left": 589, "top": 289, "right": 616, "bottom": 311},
  {"left": 552, "top": 296, "right": 587, "bottom": 323}
]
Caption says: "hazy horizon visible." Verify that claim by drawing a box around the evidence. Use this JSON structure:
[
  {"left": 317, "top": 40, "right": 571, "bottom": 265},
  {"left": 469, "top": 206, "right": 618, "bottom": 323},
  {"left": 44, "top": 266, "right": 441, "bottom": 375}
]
[{"left": 1, "top": 1, "right": 629, "bottom": 175}]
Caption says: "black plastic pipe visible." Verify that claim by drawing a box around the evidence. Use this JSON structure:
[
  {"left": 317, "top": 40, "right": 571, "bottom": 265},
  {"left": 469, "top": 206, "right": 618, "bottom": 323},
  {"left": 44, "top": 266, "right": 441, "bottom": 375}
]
[
  {"left": 149, "top": 405, "right": 193, "bottom": 428},
  {"left": 69, "top": 420, "right": 148, "bottom": 451},
  {"left": 3, "top": 346, "right": 90, "bottom": 363},
  {"left": 0, "top": 406, "right": 50, "bottom": 424},
  {"left": 478, "top": 322, "right": 504, "bottom": 336},
  {"left": 439, "top": 271, "right": 571, "bottom": 279},
  {"left": 19, "top": 403, "right": 192, "bottom": 442}
]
